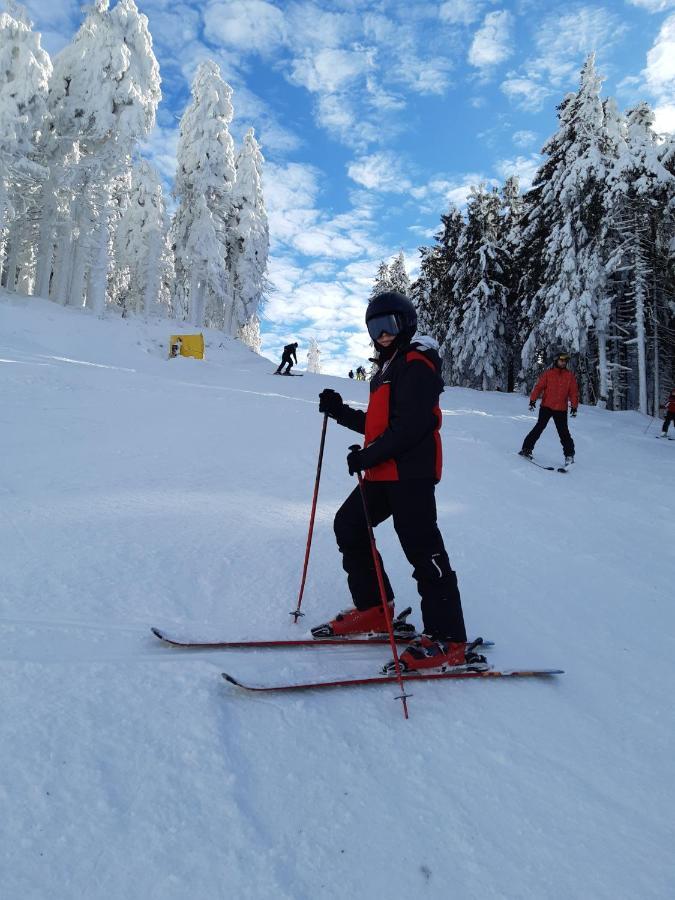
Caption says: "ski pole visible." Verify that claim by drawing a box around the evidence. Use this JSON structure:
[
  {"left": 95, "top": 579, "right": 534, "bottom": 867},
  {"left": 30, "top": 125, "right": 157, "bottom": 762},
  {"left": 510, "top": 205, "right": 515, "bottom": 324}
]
[
  {"left": 350, "top": 445, "right": 410, "bottom": 720},
  {"left": 291, "top": 413, "right": 329, "bottom": 622}
]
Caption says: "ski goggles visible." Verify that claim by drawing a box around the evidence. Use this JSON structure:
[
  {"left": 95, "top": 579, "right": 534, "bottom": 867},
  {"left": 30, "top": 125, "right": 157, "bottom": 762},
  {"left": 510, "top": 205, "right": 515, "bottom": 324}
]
[
  {"left": 557, "top": 355, "right": 570, "bottom": 362},
  {"left": 366, "top": 313, "right": 401, "bottom": 341}
]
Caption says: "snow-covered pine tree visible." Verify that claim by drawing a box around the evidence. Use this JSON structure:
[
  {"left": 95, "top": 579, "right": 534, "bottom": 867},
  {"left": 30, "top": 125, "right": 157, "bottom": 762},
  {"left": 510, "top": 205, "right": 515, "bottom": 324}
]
[
  {"left": 500, "top": 176, "right": 524, "bottom": 392},
  {"left": 306, "top": 337, "right": 321, "bottom": 373},
  {"left": 0, "top": 4, "right": 51, "bottom": 290},
  {"left": 388, "top": 250, "right": 410, "bottom": 295},
  {"left": 605, "top": 101, "right": 675, "bottom": 413},
  {"left": 521, "top": 55, "right": 609, "bottom": 399},
  {"left": 447, "top": 184, "right": 510, "bottom": 390},
  {"left": 413, "top": 206, "right": 464, "bottom": 355},
  {"left": 369, "top": 260, "right": 392, "bottom": 299},
  {"left": 228, "top": 127, "right": 269, "bottom": 339},
  {"left": 172, "top": 60, "right": 235, "bottom": 329},
  {"left": 38, "top": 0, "right": 160, "bottom": 312},
  {"left": 112, "top": 159, "right": 171, "bottom": 317}
]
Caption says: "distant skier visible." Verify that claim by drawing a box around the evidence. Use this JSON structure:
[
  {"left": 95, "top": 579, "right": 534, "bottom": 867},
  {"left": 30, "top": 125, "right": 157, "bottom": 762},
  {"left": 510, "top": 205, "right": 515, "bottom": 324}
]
[
  {"left": 659, "top": 388, "right": 675, "bottom": 437},
  {"left": 312, "top": 291, "right": 486, "bottom": 674},
  {"left": 519, "top": 351, "right": 579, "bottom": 464},
  {"left": 275, "top": 342, "right": 298, "bottom": 375},
  {"left": 355, "top": 365, "right": 366, "bottom": 381},
  {"left": 348, "top": 369, "right": 354, "bottom": 379}
]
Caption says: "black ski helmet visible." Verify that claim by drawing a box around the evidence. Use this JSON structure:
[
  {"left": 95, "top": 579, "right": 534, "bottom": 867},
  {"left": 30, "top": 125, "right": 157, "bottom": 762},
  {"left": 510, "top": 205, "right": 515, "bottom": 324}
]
[{"left": 365, "top": 291, "right": 417, "bottom": 343}]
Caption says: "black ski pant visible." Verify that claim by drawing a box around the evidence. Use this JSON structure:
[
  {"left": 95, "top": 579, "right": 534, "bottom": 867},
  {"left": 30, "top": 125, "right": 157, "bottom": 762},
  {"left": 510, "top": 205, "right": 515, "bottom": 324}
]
[
  {"left": 523, "top": 406, "right": 575, "bottom": 457},
  {"left": 333, "top": 479, "right": 467, "bottom": 641},
  {"left": 662, "top": 413, "right": 675, "bottom": 434},
  {"left": 276, "top": 355, "right": 294, "bottom": 374}
]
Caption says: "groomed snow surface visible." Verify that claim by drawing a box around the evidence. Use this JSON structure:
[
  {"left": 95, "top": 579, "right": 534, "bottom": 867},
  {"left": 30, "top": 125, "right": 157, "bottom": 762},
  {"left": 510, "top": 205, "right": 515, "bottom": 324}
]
[{"left": 1, "top": 291, "right": 673, "bottom": 900}]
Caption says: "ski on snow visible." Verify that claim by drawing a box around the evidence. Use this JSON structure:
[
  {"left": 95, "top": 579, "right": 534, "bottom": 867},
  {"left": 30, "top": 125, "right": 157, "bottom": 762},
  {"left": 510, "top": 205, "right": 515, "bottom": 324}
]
[
  {"left": 151, "top": 626, "right": 494, "bottom": 651},
  {"left": 222, "top": 667, "right": 564, "bottom": 693},
  {"left": 518, "top": 452, "right": 569, "bottom": 474}
]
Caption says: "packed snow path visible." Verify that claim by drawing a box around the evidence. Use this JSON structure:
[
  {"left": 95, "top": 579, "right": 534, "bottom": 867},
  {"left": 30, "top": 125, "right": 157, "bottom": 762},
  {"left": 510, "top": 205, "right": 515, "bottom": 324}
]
[{"left": 1, "top": 294, "right": 673, "bottom": 899}]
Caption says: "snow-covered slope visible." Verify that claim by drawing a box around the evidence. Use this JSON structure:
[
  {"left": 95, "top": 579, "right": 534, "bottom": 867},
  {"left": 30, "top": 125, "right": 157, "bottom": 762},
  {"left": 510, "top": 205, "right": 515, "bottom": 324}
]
[{"left": 1, "top": 292, "right": 673, "bottom": 900}]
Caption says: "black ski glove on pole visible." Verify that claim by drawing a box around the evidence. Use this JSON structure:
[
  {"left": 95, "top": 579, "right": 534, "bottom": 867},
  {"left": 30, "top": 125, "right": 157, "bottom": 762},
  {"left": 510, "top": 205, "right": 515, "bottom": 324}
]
[
  {"left": 346, "top": 446, "right": 365, "bottom": 476},
  {"left": 319, "top": 389, "right": 344, "bottom": 420},
  {"left": 570, "top": 408, "right": 577, "bottom": 417},
  {"left": 529, "top": 402, "right": 536, "bottom": 411}
]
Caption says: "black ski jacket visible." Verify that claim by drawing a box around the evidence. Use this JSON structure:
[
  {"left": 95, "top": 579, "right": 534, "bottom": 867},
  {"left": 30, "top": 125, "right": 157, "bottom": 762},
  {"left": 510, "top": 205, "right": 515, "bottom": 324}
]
[{"left": 336, "top": 338, "right": 444, "bottom": 482}]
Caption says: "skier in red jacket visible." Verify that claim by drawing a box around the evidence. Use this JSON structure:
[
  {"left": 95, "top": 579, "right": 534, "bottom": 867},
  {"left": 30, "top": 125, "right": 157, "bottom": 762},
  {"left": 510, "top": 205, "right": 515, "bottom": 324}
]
[
  {"left": 660, "top": 388, "right": 675, "bottom": 436},
  {"left": 519, "top": 352, "right": 579, "bottom": 464},
  {"left": 312, "top": 292, "right": 487, "bottom": 674}
]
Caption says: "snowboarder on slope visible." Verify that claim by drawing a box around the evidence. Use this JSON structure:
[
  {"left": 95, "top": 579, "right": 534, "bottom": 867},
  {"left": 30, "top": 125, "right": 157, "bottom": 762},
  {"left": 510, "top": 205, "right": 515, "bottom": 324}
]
[
  {"left": 275, "top": 342, "right": 298, "bottom": 375},
  {"left": 519, "top": 352, "right": 579, "bottom": 465},
  {"left": 313, "top": 291, "right": 485, "bottom": 673}
]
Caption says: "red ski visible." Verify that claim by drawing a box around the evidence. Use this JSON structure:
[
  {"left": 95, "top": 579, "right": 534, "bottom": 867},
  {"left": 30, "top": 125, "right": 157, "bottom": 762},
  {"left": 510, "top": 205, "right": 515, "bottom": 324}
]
[
  {"left": 221, "top": 667, "right": 564, "bottom": 692},
  {"left": 151, "top": 626, "right": 495, "bottom": 651}
]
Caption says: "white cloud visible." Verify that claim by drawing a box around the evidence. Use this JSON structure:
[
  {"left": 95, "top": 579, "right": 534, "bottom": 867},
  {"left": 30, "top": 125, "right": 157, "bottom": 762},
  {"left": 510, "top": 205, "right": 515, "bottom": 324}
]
[
  {"left": 495, "top": 154, "right": 542, "bottom": 191},
  {"left": 501, "top": 76, "right": 550, "bottom": 111},
  {"left": 203, "top": 1, "right": 286, "bottom": 55},
  {"left": 653, "top": 103, "right": 675, "bottom": 134},
  {"left": 347, "top": 153, "right": 413, "bottom": 193},
  {"left": 501, "top": 6, "right": 629, "bottom": 111},
  {"left": 439, "top": 0, "right": 485, "bottom": 25},
  {"left": 411, "top": 173, "right": 488, "bottom": 210},
  {"left": 289, "top": 47, "right": 373, "bottom": 94},
  {"left": 512, "top": 129, "right": 538, "bottom": 147},
  {"left": 468, "top": 11, "right": 514, "bottom": 70},
  {"left": 643, "top": 13, "right": 675, "bottom": 96},
  {"left": 626, "top": 0, "right": 675, "bottom": 11}
]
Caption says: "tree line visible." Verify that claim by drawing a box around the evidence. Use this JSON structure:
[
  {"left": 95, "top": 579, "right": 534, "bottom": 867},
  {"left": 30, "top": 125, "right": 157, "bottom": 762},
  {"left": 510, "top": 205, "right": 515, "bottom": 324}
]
[
  {"left": 0, "top": 1, "right": 269, "bottom": 350},
  {"left": 410, "top": 55, "right": 675, "bottom": 414}
]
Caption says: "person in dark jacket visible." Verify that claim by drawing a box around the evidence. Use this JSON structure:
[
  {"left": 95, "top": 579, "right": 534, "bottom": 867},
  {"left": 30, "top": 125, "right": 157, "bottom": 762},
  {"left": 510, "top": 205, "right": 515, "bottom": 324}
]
[
  {"left": 660, "top": 388, "right": 675, "bottom": 436},
  {"left": 275, "top": 342, "right": 298, "bottom": 375},
  {"left": 312, "top": 291, "right": 485, "bottom": 673},
  {"left": 519, "top": 352, "right": 579, "bottom": 464}
]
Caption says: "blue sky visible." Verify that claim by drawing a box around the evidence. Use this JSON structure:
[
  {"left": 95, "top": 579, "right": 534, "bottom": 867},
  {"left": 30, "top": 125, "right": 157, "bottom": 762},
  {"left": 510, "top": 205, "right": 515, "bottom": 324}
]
[{"left": 22, "top": 0, "right": 675, "bottom": 375}]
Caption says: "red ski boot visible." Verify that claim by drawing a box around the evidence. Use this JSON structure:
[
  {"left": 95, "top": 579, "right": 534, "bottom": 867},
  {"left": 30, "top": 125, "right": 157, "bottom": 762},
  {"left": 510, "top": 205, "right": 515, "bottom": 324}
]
[
  {"left": 311, "top": 604, "right": 416, "bottom": 639},
  {"left": 385, "top": 636, "right": 488, "bottom": 674}
]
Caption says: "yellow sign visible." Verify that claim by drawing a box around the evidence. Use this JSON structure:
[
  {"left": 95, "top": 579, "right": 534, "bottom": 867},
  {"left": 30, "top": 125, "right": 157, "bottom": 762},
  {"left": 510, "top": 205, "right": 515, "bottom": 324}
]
[{"left": 169, "top": 334, "right": 205, "bottom": 360}]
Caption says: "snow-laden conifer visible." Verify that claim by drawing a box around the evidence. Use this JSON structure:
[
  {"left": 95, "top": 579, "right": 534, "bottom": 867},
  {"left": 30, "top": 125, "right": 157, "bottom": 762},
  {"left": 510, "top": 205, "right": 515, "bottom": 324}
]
[
  {"left": 447, "top": 184, "right": 510, "bottom": 390},
  {"left": 521, "top": 55, "right": 609, "bottom": 388},
  {"left": 306, "top": 337, "right": 321, "bottom": 373},
  {"left": 113, "top": 159, "right": 171, "bottom": 316},
  {"left": 369, "top": 260, "right": 392, "bottom": 299},
  {"left": 228, "top": 128, "right": 269, "bottom": 338},
  {"left": 388, "top": 251, "right": 411, "bottom": 295},
  {"left": 172, "top": 60, "right": 235, "bottom": 329},
  {"left": 38, "top": 0, "right": 160, "bottom": 311},
  {"left": 0, "top": 5, "right": 51, "bottom": 289}
]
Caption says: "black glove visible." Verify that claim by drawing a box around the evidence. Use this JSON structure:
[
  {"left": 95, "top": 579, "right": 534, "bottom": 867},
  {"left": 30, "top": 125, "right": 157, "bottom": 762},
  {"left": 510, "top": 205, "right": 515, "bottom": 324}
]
[
  {"left": 346, "top": 447, "right": 365, "bottom": 476},
  {"left": 529, "top": 402, "right": 536, "bottom": 411},
  {"left": 570, "top": 408, "right": 577, "bottom": 417},
  {"left": 319, "top": 389, "right": 343, "bottom": 420}
]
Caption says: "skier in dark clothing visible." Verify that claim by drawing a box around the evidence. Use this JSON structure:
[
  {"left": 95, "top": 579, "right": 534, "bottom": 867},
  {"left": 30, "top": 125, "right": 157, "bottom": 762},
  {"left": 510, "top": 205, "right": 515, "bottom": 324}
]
[
  {"left": 275, "top": 342, "right": 298, "bottom": 375},
  {"left": 519, "top": 352, "right": 579, "bottom": 464},
  {"left": 659, "top": 388, "right": 675, "bottom": 436},
  {"left": 312, "top": 291, "right": 485, "bottom": 673}
]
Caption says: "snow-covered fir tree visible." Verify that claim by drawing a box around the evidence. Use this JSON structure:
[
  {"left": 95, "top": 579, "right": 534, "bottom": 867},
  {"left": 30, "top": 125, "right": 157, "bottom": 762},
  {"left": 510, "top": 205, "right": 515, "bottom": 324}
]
[
  {"left": 227, "top": 127, "right": 269, "bottom": 339},
  {"left": 388, "top": 250, "right": 410, "bottom": 294},
  {"left": 172, "top": 60, "right": 235, "bottom": 329},
  {"left": 0, "top": 4, "right": 51, "bottom": 291},
  {"left": 446, "top": 184, "right": 510, "bottom": 391},
  {"left": 36, "top": 0, "right": 160, "bottom": 313},
  {"left": 306, "top": 338, "right": 321, "bottom": 373},
  {"left": 521, "top": 55, "right": 609, "bottom": 394},
  {"left": 112, "top": 159, "right": 172, "bottom": 317},
  {"left": 369, "top": 260, "right": 392, "bottom": 299},
  {"left": 413, "top": 205, "right": 464, "bottom": 350}
]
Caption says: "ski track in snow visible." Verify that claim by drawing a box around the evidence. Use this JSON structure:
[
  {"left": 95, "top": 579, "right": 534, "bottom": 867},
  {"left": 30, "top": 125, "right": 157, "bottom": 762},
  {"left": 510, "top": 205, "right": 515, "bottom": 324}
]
[{"left": 1, "top": 292, "right": 674, "bottom": 899}]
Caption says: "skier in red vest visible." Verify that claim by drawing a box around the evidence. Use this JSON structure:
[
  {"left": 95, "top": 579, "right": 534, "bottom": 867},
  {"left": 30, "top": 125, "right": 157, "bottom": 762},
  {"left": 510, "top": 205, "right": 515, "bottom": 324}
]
[
  {"left": 660, "top": 388, "right": 675, "bottom": 436},
  {"left": 519, "top": 352, "right": 579, "bottom": 464},
  {"left": 312, "top": 291, "right": 486, "bottom": 673}
]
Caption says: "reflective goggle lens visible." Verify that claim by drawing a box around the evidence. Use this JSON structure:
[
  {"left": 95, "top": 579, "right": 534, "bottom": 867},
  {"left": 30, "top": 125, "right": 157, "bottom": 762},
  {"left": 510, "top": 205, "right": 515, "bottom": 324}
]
[{"left": 367, "top": 313, "right": 400, "bottom": 341}]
